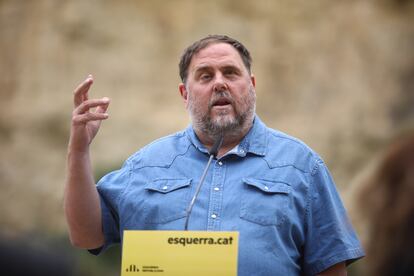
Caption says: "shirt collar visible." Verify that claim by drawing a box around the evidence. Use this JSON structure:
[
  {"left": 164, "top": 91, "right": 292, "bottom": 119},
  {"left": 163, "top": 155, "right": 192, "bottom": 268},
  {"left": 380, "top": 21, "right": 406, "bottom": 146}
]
[
  {"left": 185, "top": 124, "right": 209, "bottom": 155},
  {"left": 185, "top": 115, "right": 267, "bottom": 157}
]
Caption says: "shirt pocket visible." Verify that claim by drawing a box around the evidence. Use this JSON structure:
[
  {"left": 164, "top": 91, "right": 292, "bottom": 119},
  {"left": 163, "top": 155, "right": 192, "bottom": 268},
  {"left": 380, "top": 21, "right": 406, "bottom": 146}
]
[
  {"left": 240, "top": 177, "right": 291, "bottom": 227},
  {"left": 143, "top": 178, "right": 192, "bottom": 224}
]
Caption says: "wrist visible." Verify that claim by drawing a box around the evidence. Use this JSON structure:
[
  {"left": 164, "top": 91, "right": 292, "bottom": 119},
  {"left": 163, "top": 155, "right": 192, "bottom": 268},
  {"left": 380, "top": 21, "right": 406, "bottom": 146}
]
[{"left": 67, "top": 146, "right": 91, "bottom": 159}]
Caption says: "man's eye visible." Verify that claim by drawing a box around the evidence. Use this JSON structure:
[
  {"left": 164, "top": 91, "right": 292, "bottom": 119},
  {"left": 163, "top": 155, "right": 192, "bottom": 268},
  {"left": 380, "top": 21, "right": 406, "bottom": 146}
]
[
  {"left": 200, "top": 74, "right": 211, "bottom": 80},
  {"left": 224, "top": 70, "right": 237, "bottom": 76}
]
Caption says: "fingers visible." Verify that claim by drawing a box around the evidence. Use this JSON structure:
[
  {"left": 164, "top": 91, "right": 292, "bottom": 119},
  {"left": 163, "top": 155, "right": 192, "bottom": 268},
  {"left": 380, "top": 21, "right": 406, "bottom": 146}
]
[
  {"left": 72, "top": 112, "right": 109, "bottom": 125},
  {"left": 73, "top": 75, "right": 93, "bottom": 107},
  {"left": 72, "top": 76, "right": 112, "bottom": 126},
  {"left": 95, "top": 98, "right": 110, "bottom": 114},
  {"left": 72, "top": 97, "right": 110, "bottom": 125},
  {"left": 73, "top": 97, "right": 110, "bottom": 114}
]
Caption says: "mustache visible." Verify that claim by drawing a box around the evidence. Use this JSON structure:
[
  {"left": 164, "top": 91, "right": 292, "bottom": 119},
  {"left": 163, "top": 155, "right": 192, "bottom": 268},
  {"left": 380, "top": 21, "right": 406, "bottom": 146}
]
[{"left": 208, "top": 91, "right": 234, "bottom": 108}]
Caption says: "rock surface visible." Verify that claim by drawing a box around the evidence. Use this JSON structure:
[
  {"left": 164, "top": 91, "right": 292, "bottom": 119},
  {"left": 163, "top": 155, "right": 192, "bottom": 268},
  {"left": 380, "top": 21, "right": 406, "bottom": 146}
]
[{"left": 0, "top": 0, "right": 413, "bottom": 235}]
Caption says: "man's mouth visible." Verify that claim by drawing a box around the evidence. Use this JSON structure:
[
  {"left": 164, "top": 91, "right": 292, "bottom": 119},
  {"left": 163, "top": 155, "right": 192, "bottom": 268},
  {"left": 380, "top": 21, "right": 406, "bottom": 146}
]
[{"left": 212, "top": 97, "right": 232, "bottom": 107}]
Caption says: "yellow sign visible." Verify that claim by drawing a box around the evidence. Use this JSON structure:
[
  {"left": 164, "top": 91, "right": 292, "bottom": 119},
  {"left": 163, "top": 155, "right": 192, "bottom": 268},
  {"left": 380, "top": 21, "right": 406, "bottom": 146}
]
[{"left": 121, "top": 230, "right": 239, "bottom": 276}]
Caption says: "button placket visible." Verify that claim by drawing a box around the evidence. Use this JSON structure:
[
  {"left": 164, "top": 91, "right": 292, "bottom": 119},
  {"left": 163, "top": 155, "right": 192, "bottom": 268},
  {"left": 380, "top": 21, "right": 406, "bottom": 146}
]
[{"left": 207, "top": 160, "right": 225, "bottom": 230}]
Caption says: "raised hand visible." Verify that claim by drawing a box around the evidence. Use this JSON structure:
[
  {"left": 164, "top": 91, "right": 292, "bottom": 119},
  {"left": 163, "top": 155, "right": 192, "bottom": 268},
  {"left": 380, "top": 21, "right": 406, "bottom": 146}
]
[
  {"left": 69, "top": 75, "right": 110, "bottom": 153},
  {"left": 65, "top": 75, "right": 108, "bottom": 248}
]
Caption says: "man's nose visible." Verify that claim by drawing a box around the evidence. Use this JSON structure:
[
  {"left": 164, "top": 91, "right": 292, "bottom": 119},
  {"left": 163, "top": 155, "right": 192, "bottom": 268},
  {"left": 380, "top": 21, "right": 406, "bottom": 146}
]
[{"left": 212, "top": 73, "right": 228, "bottom": 92}]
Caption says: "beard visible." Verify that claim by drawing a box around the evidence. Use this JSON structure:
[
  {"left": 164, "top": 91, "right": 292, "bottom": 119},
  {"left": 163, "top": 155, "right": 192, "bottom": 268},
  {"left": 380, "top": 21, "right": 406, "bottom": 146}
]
[{"left": 188, "top": 86, "right": 256, "bottom": 139}]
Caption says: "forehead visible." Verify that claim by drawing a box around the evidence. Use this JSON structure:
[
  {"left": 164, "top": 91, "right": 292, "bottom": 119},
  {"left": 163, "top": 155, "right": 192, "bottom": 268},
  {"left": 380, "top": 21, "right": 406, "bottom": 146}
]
[{"left": 189, "top": 43, "right": 245, "bottom": 71}]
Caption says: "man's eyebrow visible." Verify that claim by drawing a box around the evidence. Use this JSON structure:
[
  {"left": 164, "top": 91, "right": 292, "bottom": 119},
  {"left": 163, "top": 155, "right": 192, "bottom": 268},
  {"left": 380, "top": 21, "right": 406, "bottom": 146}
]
[
  {"left": 222, "top": 65, "right": 240, "bottom": 71},
  {"left": 193, "top": 63, "right": 240, "bottom": 73},
  {"left": 192, "top": 65, "right": 212, "bottom": 73}
]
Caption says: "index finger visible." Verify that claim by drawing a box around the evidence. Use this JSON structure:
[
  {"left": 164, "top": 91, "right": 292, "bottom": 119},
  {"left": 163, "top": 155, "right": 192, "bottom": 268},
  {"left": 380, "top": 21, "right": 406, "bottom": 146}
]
[{"left": 73, "top": 75, "right": 93, "bottom": 107}]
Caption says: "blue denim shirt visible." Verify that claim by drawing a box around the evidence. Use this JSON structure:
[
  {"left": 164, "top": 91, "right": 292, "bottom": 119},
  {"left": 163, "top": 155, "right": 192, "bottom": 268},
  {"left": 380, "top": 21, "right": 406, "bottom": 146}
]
[{"left": 95, "top": 116, "right": 364, "bottom": 275}]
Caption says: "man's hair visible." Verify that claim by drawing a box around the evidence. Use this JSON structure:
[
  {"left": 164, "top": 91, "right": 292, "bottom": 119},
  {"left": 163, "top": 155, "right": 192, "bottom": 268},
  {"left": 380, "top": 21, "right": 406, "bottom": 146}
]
[{"left": 179, "top": 35, "right": 252, "bottom": 83}]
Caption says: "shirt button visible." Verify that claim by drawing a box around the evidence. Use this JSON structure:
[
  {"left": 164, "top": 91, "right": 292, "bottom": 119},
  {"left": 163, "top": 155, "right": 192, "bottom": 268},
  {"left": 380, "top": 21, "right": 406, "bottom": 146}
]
[
  {"left": 211, "top": 214, "right": 217, "bottom": 219},
  {"left": 218, "top": 161, "right": 223, "bottom": 166},
  {"left": 264, "top": 186, "right": 269, "bottom": 190},
  {"left": 214, "top": 187, "right": 220, "bottom": 191},
  {"left": 240, "top": 149, "right": 245, "bottom": 153},
  {"left": 162, "top": 185, "right": 168, "bottom": 190}
]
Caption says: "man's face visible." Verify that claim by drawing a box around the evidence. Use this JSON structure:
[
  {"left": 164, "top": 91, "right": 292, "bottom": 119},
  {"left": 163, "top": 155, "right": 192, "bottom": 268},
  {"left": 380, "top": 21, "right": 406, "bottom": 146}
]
[{"left": 179, "top": 43, "right": 256, "bottom": 138}]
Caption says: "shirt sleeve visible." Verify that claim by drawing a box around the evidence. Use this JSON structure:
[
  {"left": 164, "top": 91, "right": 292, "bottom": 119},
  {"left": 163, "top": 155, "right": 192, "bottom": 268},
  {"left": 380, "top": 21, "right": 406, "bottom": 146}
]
[
  {"left": 88, "top": 159, "right": 132, "bottom": 255},
  {"left": 302, "top": 158, "right": 365, "bottom": 275}
]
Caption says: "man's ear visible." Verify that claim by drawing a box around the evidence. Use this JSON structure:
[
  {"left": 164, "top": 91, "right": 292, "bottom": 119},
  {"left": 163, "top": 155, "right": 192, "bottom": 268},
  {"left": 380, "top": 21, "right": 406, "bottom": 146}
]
[
  {"left": 179, "top": 83, "right": 189, "bottom": 108},
  {"left": 250, "top": 74, "right": 256, "bottom": 88}
]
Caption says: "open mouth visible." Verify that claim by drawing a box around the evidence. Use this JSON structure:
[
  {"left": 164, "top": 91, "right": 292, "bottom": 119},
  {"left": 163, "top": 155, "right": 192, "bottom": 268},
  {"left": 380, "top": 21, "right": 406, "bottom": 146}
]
[{"left": 212, "top": 97, "right": 232, "bottom": 107}]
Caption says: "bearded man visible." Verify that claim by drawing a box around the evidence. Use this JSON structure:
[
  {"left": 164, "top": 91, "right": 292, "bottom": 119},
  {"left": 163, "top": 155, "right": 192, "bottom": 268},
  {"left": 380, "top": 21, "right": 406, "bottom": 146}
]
[{"left": 65, "top": 35, "right": 364, "bottom": 275}]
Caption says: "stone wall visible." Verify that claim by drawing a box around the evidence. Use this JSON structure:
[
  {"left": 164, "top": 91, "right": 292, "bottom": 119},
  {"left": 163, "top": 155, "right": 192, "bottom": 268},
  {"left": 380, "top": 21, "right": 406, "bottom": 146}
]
[{"left": 0, "top": 0, "right": 413, "bottom": 235}]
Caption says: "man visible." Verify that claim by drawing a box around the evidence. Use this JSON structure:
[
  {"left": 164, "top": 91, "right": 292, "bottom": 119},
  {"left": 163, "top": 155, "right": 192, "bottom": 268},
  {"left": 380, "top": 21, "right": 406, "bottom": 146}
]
[{"left": 65, "top": 35, "right": 364, "bottom": 275}]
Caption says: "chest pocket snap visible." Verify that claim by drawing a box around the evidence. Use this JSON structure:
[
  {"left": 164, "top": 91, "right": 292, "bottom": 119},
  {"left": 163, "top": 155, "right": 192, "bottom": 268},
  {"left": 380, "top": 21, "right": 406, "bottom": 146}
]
[
  {"left": 143, "top": 178, "right": 192, "bottom": 224},
  {"left": 240, "top": 178, "right": 291, "bottom": 227}
]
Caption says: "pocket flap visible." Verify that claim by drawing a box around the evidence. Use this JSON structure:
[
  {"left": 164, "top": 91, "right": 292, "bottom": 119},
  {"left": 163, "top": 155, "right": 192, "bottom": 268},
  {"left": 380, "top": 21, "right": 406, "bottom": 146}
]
[
  {"left": 243, "top": 178, "right": 290, "bottom": 194},
  {"left": 145, "top": 178, "right": 192, "bottom": 193}
]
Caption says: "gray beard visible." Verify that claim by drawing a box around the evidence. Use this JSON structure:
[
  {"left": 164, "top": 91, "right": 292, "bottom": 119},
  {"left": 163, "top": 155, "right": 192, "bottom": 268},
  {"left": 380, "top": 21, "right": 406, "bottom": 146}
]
[
  {"left": 191, "top": 95, "right": 256, "bottom": 140},
  {"left": 197, "top": 109, "right": 249, "bottom": 139},
  {"left": 187, "top": 86, "right": 256, "bottom": 140}
]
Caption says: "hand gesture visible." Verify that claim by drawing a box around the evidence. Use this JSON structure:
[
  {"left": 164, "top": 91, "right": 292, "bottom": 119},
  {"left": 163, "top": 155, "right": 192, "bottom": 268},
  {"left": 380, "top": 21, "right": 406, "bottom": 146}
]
[{"left": 69, "top": 75, "right": 110, "bottom": 153}]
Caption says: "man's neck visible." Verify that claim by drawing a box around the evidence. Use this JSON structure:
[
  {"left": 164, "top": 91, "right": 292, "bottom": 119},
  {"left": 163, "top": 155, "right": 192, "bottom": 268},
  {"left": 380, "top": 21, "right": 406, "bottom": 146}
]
[{"left": 194, "top": 121, "right": 254, "bottom": 158}]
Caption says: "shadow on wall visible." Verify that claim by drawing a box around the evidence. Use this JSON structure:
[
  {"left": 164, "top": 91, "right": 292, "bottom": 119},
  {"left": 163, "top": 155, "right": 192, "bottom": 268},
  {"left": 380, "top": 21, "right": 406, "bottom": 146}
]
[
  {"left": 0, "top": 234, "right": 122, "bottom": 276},
  {"left": 0, "top": 236, "right": 75, "bottom": 276}
]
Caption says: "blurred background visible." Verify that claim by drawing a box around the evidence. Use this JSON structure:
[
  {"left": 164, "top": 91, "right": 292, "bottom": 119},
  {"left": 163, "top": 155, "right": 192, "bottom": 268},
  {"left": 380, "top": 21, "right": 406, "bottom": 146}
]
[{"left": 0, "top": 0, "right": 413, "bottom": 275}]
